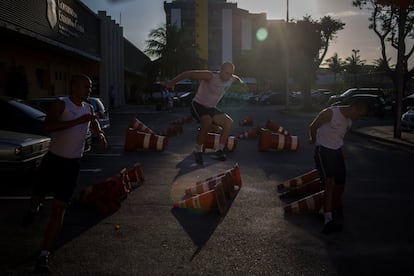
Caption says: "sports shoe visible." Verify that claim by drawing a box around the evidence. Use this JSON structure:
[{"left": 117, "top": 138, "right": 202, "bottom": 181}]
[
  {"left": 193, "top": 151, "right": 203, "bottom": 165},
  {"left": 211, "top": 149, "right": 226, "bottom": 161},
  {"left": 34, "top": 254, "right": 50, "bottom": 273},
  {"left": 322, "top": 220, "right": 343, "bottom": 234},
  {"left": 22, "top": 204, "right": 41, "bottom": 227}
]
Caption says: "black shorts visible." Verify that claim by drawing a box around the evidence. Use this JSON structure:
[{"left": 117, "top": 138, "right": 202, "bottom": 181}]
[
  {"left": 190, "top": 101, "right": 224, "bottom": 122},
  {"left": 314, "top": 145, "right": 346, "bottom": 186},
  {"left": 33, "top": 152, "right": 81, "bottom": 204}
]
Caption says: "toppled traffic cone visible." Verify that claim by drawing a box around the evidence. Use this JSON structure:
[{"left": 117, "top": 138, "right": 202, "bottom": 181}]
[
  {"left": 171, "top": 115, "right": 193, "bottom": 125},
  {"left": 185, "top": 173, "right": 225, "bottom": 196},
  {"left": 204, "top": 132, "right": 237, "bottom": 151},
  {"left": 128, "top": 117, "right": 154, "bottom": 134},
  {"left": 125, "top": 129, "right": 168, "bottom": 151},
  {"left": 238, "top": 127, "right": 259, "bottom": 139},
  {"left": 173, "top": 184, "right": 228, "bottom": 213},
  {"left": 124, "top": 162, "right": 145, "bottom": 189},
  {"left": 278, "top": 178, "right": 322, "bottom": 200},
  {"left": 239, "top": 116, "right": 254, "bottom": 126},
  {"left": 159, "top": 124, "right": 183, "bottom": 137},
  {"left": 277, "top": 169, "right": 319, "bottom": 191},
  {"left": 77, "top": 175, "right": 127, "bottom": 215},
  {"left": 283, "top": 190, "right": 325, "bottom": 214},
  {"left": 175, "top": 164, "right": 241, "bottom": 213},
  {"left": 265, "top": 120, "right": 289, "bottom": 135},
  {"left": 258, "top": 129, "right": 298, "bottom": 151}
]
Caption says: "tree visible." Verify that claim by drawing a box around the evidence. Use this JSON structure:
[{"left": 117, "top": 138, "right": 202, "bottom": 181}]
[
  {"left": 289, "top": 16, "right": 345, "bottom": 110},
  {"left": 324, "top": 52, "right": 345, "bottom": 93},
  {"left": 145, "top": 24, "right": 205, "bottom": 80},
  {"left": 344, "top": 49, "right": 366, "bottom": 86},
  {"left": 353, "top": 0, "right": 414, "bottom": 138}
]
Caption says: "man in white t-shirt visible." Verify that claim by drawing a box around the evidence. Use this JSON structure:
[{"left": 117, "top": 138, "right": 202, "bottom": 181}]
[
  {"left": 309, "top": 101, "right": 367, "bottom": 234},
  {"left": 22, "top": 75, "right": 107, "bottom": 272},
  {"left": 161, "top": 62, "right": 243, "bottom": 165}
]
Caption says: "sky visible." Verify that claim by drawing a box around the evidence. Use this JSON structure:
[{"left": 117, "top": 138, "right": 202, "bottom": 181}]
[{"left": 81, "top": 0, "right": 383, "bottom": 65}]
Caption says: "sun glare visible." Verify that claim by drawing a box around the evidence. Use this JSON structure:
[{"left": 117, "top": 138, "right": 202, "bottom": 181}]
[{"left": 256, "top": 27, "right": 268, "bottom": 41}]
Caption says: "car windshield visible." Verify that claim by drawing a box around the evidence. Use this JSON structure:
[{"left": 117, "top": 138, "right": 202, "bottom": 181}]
[
  {"left": 341, "top": 89, "right": 355, "bottom": 97},
  {"left": 9, "top": 99, "right": 46, "bottom": 119}
]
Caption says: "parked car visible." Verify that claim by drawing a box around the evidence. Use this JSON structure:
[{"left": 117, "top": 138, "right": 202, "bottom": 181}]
[
  {"left": 403, "top": 94, "right": 414, "bottom": 112},
  {"left": 0, "top": 96, "right": 47, "bottom": 136},
  {"left": 173, "top": 92, "right": 195, "bottom": 107},
  {"left": 330, "top": 94, "right": 386, "bottom": 118},
  {"left": 0, "top": 130, "right": 50, "bottom": 172},
  {"left": 311, "top": 89, "right": 334, "bottom": 106},
  {"left": 327, "top": 88, "right": 385, "bottom": 106},
  {"left": 86, "top": 97, "right": 110, "bottom": 129},
  {"left": 27, "top": 96, "right": 110, "bottom": 129},
  {"left": 258, "top": 92, "right": 284, "bottom": 105},
  {"left": 401, "top": 107, "right": 414, "bottom": 131},
  {"left": 1, "top": 96, "right": 91, "bottom": 152}
]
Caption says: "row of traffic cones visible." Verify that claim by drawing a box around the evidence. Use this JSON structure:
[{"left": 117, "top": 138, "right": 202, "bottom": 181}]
[
  {"left": 172, "top": 164, "right": 242, "bottom": 214},
  {"left": 278, "top": 169, "right": 325, "bottom": 214},
  {"left": 77, "top": 163, "right": 145, "bottom": 215}
]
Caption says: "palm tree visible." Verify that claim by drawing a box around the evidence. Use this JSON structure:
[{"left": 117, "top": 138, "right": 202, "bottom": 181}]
[
  {"left": 324, "top": 53, "right": 345, "bottom": 93},
  {"left": 344, "top": 49, "right": 366, "bottom": 86},
  {"left": 145, "top": 24, "right": 205, "bottom": 79}
]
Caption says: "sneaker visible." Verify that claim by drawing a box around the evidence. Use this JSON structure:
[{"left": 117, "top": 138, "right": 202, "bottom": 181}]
[
  {"left": 22, "top": 204, "right": 41, "bottom": 227},
  {"left": 211, "top": 149, "right": 226, "bottom": 161},
  {"left": 322, "top": 220, "right": 343, "bottom": 234},
  {"left": 193, "top": 151, "right": 203, "bottom": 165},
  {"left": 34, "top": 254, "right": 50, "bottom": 273}
]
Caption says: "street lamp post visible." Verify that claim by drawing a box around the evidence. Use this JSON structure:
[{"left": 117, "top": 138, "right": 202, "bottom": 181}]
[{"left": 285, "top": 0, "right": 289, "bottom": 109}]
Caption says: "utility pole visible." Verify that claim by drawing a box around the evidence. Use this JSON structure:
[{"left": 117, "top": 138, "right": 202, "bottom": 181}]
[{"left": 285, "top": 0, "right": 289, "bottom": 109}]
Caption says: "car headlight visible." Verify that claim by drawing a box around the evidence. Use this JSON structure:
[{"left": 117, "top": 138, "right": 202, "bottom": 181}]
[
  {"left": 15, "top": 146, "right": 22, "bottom": 155},
  {"left": 15, "top": 145, "right": 32, "bottom": 155}
]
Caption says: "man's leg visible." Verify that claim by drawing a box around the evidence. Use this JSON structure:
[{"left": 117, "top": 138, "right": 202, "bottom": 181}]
[
  {"left": 35, "top": 199, "right": 68, "bottom": 273},
  {"left": 322, "top": 179, "right": 343, "bottom": 234},
  {"left": 213, "top": 113, "right": 233, "bottom": 149}
]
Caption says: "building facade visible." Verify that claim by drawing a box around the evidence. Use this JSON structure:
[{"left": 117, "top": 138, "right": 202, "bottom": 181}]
[
  {"left": 0, "top": 0, "right": 150, "bottom": 107},
  {"left": 164, "top": 0, "right": 267, "bottom": 70}
]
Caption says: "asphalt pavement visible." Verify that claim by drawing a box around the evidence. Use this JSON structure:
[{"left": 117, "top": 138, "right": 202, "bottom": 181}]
[{"left": 2, "top": 102, "right": 413, "bottom": 275}]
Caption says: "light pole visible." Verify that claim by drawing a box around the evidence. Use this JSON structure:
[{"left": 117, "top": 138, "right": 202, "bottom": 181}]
[{"left": 285, "top": 0, "right": 289, "bottom": 108}]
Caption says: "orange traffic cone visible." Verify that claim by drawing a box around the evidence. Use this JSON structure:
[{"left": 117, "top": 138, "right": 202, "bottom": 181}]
[
  {"left": 277, "top": 169, "right": 320, "bottom": 191},
  {"left": 265, "top": 120, "right": 289, "bottom": 135},
  {"left": 278, "top": 178, "right": 322, "bottom": 199},
  {"left": 125, "top": 129, "right": 168, "bottom": 151},
  {"left": 160, "top": 124, "right": 183, "bottom": 137},
  {"left": 283, "top": 190, "right": 325, "bottom": 214},
  {"left": 258, "top": 129, "right": 298, "bottom": 151},
  {"left": 172, "top": 184, "right": 227, "bottom": 213},
  {"left": 238, "top": 127, "right": 259, "bottom": 139},
  {"left": 203, "top": 132, "right": 237, "bottom": 151},
  {"left": 124, "top": 162, "right": 144, "bottom": 189},
  {"left": 128, "top": 117, "right": 154, "bottom": 134},
  {"left": 239, "top": 116, "right": 254, "bottom": 126},
  {"left": 185, "top": 174, "right": 225, "bottom": 196},
  {"left": 196, "top": 163, "right": 241, "bottom": 188}
]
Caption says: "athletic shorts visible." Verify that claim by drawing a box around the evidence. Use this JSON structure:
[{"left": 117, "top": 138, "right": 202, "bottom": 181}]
[
  {"left": 33, "top": 152, "right": 81, "bottom": 204},
  {"left": 190, "top": 101, "right": 224, "bottom": 122},
  {"left": 314, "top": 145, "right": 346, "bottom": 186}
]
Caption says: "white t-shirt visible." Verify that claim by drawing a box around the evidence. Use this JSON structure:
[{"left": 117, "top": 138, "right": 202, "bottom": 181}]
[
  {"left": 48, "top": 97, "right": 91, "bottom": 159},
  {"left": 193, "top": 72, "right": 234, "bottom": 108},
  {"left": 316, "top": 106, "right": 352, "bottom": 150}
]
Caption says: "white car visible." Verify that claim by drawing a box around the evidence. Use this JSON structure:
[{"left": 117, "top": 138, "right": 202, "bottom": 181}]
[
  {"left": 0, "top": 130, "right": 50, "bottom": 172},
  {"left": 401, "top": 107, "right": 414, "bottom": 131}
]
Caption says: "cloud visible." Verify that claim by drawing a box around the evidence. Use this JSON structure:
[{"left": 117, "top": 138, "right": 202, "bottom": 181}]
[{"left": 326, "top": 10, "right": 369, "bottom": 18}]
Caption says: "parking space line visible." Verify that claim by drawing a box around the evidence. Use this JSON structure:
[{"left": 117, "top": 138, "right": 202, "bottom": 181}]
[{"left": 0, "top": 196, "right": 54, "bottom": 200}]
